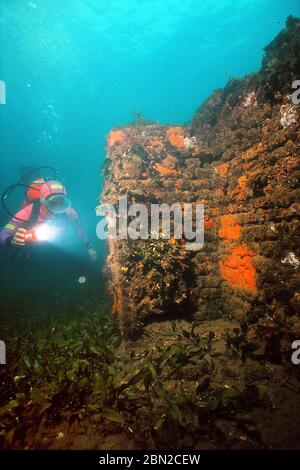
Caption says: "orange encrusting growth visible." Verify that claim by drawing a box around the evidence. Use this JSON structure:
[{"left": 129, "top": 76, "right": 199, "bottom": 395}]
[
  {"left": 107, "top": 130, "right": 126, "bottom": 147},
  {"left": 218, "top": 215, "right": 241, "bottom": 241},
  {"left": 242, "top": 143, "right": 266, "bottom": 161},
  {"left": 148, "top": 139, "right": 164, "bottom": 148},
  {"left": 154, "top": 163, "right": 178, "bottom": 176},
  {"left": 220, "top": 245, "right": 257, "bottom": 291},
  {"left": 166, "top": 126, "right": 186, "bottom": 149},
  {"left": 210, "top": 208, "right": 219, "bottom": 217},
  {"left": 215, "top": 163, "right": 229, "bottom": 176},
  {"left": 238, "top": 175, "right": 247, "bottom": 189},
  {"left": 215, "top": 188, "right": 224, "bottom": 198},
  {"left": 236, "top": 174, "right": 248, "bottom": 199},
  {"left": 204, "top": 218, "right": 214, "bottom": 228}
]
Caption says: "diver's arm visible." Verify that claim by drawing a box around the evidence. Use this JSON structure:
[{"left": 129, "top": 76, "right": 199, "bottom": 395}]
[
  {"left": 66, "top": 207, "right": 91, "bottom": 248},
  {"left": 66, "top": 208, "right": 97, "bottom": 261},
  {"left": 0, "top": 222, "right": 16, "bottom": 246},
  {"left": 0, "top": 205, "right": 32, "bottom": 247},
  {"left": 0, "top": 223, "right": 27, "bottom": 246}
]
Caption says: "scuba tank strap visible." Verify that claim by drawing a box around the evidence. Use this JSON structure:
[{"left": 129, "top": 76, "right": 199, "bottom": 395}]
[
  {"left": 9, "top": 199, "right": 41, "bottom": 259},
  {"left": 27, "top": 199, "right": 41, "bottom": 229}
]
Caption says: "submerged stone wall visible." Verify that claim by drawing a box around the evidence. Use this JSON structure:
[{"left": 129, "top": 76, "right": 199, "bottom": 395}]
[{"left": 100, "top": 17, "right": 300, "bottom": 346}]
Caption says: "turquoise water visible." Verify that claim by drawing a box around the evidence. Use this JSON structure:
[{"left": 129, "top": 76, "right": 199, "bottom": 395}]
[
  {"left": 0, "top": 0, "right": 299, "bottom": 293},
  {"left": 1, "top": 1, "right": 299, "bottom": 203}
]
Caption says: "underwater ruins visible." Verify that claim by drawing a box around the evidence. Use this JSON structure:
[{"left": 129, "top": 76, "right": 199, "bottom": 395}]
[{"left": 101, "top": 16, "right": 300, "bottom": 346}]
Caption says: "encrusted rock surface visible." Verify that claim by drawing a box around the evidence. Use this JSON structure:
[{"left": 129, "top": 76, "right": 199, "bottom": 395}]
[{"left": 100, "top": 17, "right": 300, "bottom": 352}]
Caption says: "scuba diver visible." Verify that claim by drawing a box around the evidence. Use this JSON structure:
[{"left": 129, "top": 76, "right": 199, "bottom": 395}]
[{"left": 0, "top": 168, "right": 97, "bottom": 268}]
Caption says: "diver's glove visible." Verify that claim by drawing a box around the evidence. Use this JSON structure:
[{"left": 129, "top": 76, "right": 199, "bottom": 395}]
[
  {"left": 88, "top": 247, "right": 97, "bottom": 262},
  {"left": 11, "top": 228, "right": 27, "bottom": 246}
]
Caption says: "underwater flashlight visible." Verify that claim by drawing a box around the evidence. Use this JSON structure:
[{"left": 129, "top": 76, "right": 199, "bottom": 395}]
[
  {"left": 35, "top": 224, "right": 57, "bottom": 241},
  {"left": 24, "top": 224, "right": 57, "bottom": 243}
]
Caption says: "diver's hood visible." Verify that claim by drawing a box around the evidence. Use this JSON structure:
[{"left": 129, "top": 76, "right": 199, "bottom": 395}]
[
  {"left": 40, "top": 180, "right": 67, "bottom": 200},
  {"left": 40, "top": 180, "right": 71, "bottom": 214}
]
